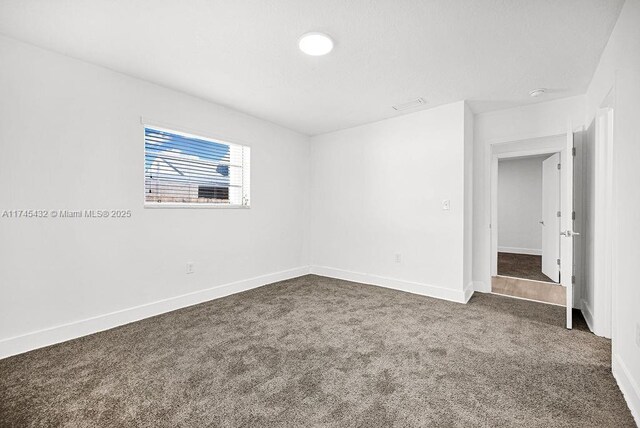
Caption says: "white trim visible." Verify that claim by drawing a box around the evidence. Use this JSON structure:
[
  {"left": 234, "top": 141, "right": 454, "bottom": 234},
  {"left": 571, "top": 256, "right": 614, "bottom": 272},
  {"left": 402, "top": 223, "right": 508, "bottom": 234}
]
[
  {"left": 498, "top": 246, "right": 542, "bottom": 256},
  {"left": 592, "top": 107, "right": 614, "bottom": 339},
  {"left": 612, "top": 353, "right": 640, "bottom": 426},
  {"left": 310, "top": 266, "right": 471, "bottom": 304},
  {"left": 482, "top": 133, "right": 568, "bottom": 294},
  {"left": 0, "top": 266, "right": 310, "bottom": 360},
  {"left": 491, "top": 145, "right": 563, "bottom": 279},
  {"left": 490, "top": 154, "right": 499, "bottom": 277}
]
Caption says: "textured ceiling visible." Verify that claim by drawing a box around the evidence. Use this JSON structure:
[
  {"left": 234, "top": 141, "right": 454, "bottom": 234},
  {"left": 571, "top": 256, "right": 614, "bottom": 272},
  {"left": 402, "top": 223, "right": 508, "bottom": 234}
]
[{"left": 0, "top": 0, "right": 624, "bottom": 135}]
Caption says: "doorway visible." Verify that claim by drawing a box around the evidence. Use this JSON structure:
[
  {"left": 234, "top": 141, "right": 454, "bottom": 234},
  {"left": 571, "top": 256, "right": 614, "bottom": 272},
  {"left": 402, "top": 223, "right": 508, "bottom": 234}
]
[
  {"left": 488, "top": 130, "right": 580, "bottom": 330},
  {"left": 492, "top": 152, "right": 565, "bottom": 306},
  {"left": 487, "top": 129, "right": 584, "bottom": 329}
]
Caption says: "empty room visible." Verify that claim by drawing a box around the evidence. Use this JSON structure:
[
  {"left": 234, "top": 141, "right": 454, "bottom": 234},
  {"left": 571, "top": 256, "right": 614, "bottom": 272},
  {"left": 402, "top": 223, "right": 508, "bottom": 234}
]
[{"left": 1, "top": 1, "right": 639, "bottom": 427}]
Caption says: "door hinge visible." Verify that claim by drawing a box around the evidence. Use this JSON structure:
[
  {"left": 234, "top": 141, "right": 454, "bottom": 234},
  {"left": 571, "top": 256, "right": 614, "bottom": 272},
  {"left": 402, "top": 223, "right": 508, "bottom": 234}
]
[
  {"left": 557, "top": 163, "right": 561, "bottom": 170},
  {"left": 572, "top": 211, "right": 576, "bottom": 220},
  {"left": 572, "top": 147, "right": 576, "bottom": 156},
  {"left": 557, "top": 258, "right": 561, "bottom": 266},
  {"left": 557, "top": 211, "right": 561, "bottom": 217},
  {"left": 571, "top": 275, "right": 576, "bottom": 284}
]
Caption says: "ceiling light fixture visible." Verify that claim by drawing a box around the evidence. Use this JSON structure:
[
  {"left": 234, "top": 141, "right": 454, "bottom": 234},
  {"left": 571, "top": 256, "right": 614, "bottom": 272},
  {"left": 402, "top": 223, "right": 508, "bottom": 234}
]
[
  {"left": 392, "top": 97, "right": 426, "bottom": 111},
  {"left": 298, "top": 32, "right": 334, "bottom": 56},
  {"left": 529, "top": 88, "right": 546, "bottom": 98}
]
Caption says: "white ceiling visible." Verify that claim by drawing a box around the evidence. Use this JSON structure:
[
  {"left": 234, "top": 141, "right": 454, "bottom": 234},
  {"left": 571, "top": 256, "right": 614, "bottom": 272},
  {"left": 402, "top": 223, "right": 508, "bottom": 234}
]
[{"left": 0, "top": 0, "right": 624, "bottom": 135}]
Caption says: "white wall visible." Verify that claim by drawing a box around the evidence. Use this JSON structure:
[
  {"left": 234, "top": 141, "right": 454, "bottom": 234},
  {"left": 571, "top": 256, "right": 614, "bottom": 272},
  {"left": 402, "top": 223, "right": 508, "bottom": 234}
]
[
  {"left": 584, "top": 0, "right": 640, "bottom": 423},
  {"left": 309, "top": 101, "right": 473, "bottom": 302},
  {"left": 0, "top": 35, "right": 310, "bottom": 358},
  {"left": 610, "top": 68, "right": 640, "bottom": 428},
  {"left": 472, "top": 96, "right": 585, "bottom": 292},
  {"left": 586, "top": 0, "right": 640, "bottom": 123},
  {"left": 497, "top": 156, "right": 545, "bottom": 255}
]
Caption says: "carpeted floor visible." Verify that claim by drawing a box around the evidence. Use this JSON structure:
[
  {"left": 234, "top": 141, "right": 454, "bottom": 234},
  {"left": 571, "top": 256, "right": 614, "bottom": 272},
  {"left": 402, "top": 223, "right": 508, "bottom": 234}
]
[
  {"left": 498, "top": 252, "right": 557, "bottom": 283},
  {"left": 0, "top": 275, "right": 635, "bottom": 427}
]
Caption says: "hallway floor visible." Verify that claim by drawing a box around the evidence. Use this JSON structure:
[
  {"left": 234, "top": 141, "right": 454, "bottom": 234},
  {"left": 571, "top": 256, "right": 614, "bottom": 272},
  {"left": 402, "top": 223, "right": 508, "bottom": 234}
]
[{"left": 498, "top": 252, "right": 557, "bottom": 283}]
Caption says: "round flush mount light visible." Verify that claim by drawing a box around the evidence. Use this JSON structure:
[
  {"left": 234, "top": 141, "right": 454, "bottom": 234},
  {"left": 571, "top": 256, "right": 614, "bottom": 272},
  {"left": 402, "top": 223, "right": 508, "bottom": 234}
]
[
  {"left": 298, "top": 32, "right": 334, "bottom": 56},
  {"left": 529, "top": 88, "right": 546, "bottom": 98}
]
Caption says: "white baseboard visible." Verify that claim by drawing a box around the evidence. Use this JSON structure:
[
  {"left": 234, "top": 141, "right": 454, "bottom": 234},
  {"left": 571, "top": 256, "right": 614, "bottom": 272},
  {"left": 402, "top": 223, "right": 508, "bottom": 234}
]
[
  {"left": 498, "top": 246, "right": 542, "bottom": 256},
  {"left": 310, "top": 265, "right": 470, "bottom": 304},
  {"left": 580, "top": 299, "right": 612, "bottom": 338},
  {"left": 0, "top": 266, "right": 310, "bottom": 360},
  {"left": 613, "top": 353, "right": 640, "bottom": 426}
]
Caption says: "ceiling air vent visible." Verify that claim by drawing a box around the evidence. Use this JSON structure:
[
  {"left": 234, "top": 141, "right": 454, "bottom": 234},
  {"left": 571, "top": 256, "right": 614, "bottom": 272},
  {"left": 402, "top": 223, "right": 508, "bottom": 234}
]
[{"left": 392, "top": 97, "right": 426, "bottom": 111}]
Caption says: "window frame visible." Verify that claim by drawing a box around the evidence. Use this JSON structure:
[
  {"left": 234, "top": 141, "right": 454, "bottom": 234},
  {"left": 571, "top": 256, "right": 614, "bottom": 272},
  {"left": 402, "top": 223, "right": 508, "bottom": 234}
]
[{"left": 142, "top": 122, "right": 251, "bottom": 209}]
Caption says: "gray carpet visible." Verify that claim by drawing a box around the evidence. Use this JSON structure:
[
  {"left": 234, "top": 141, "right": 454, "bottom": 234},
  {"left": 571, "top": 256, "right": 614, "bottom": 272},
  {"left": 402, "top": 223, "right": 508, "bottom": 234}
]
[{"left": 0, "top": 275, "right": 635, "bottom": 427}]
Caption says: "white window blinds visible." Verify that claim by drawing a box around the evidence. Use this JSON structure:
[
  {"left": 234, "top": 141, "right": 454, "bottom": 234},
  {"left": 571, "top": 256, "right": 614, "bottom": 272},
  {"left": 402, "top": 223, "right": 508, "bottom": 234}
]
[{"left": 144, "top": 126, "right": 250, "bottom": 207}]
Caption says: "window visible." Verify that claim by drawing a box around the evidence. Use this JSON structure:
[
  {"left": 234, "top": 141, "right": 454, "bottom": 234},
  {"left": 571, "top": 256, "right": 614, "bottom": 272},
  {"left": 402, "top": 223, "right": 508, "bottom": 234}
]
[{"left": 144, "top": 126, "right": 250, "bottom": 207}]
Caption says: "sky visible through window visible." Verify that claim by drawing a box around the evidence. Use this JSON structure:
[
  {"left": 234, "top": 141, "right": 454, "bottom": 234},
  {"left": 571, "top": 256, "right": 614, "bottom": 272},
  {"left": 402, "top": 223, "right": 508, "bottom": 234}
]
[
  {"left": 144, "top": 128, "right": 230, "bottom": 178},
  {"left": 144, "top": 127, "right": 234, "bottom": 203}
]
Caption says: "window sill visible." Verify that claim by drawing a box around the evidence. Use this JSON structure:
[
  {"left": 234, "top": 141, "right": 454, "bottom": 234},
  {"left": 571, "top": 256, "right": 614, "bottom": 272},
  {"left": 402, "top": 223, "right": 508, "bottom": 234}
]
[{"left": 144, "top": 203, "right": 250, "bottom": 209}]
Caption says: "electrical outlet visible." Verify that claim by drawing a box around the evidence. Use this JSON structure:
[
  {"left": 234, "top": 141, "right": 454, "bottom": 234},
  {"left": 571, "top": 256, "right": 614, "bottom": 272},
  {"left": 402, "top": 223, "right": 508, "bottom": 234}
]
[
  {"left": 395, "top": 253, "right": 402, "bottom": 264},
  {"left": 186, "top": 262, "right": 195, "bottom": 274},
  {"left": 442, "top": 199, "right": 450, "bottom": 211}
]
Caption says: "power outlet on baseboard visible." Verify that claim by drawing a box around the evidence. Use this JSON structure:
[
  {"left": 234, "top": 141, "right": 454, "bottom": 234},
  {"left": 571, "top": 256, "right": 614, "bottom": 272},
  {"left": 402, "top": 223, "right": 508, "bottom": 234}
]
[{"left": 186, "top": 262, "right": 195, "bottom": 274}]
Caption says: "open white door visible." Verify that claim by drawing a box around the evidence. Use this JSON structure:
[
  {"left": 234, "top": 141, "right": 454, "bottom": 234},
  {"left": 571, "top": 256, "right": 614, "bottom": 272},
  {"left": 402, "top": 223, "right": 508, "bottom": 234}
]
[
  {"left": 541, "top": 153, "right": 561, "bottom": 282},
  {"left": 561, "top": 129, "right": 576, "bottom": 329}
]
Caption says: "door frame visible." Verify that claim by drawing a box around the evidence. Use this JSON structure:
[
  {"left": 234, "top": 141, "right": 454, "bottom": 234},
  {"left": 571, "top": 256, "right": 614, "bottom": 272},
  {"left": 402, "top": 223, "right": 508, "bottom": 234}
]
[
  {"left": 591, "top": 105, "right": 614, "bottom": 338},
  {"left": 490, "top": 145, "right": 564, "bottom": 279}
]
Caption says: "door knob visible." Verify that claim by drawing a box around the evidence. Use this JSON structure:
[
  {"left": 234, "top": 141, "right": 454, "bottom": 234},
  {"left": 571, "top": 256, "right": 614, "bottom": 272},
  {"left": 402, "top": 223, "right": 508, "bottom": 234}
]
[
  {"left": 560, "top": 230, "right": 580, "bottom": 237},
  {"left": 539, "top": 221, "right": 545, "bottom": 225}
]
